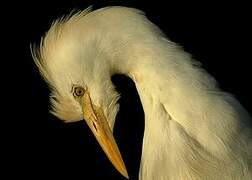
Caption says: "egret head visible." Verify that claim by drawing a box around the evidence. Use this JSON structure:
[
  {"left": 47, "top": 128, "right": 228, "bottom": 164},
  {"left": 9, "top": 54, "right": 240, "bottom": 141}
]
[{"left": 31, "top": 8, "right": 128, "bottom": 178}]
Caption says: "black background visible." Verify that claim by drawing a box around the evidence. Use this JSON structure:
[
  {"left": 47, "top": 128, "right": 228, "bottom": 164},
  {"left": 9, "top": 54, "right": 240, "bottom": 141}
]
[{"left": 4, "top": 0, "right": 252, "bottom": 179}]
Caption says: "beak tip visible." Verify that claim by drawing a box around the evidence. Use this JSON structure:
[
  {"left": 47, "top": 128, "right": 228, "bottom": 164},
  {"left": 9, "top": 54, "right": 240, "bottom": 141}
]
[
  {"left": 114, "top": 158, "right": 129, "bottom": 179},
  {"left": 122, "top": 170, "right": 129, "bottom": 179}
]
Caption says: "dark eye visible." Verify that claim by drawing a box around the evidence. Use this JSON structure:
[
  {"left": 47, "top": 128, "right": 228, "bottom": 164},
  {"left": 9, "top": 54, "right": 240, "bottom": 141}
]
[{"left": 73, "top": 86, "right": 85, "bottom": 97}]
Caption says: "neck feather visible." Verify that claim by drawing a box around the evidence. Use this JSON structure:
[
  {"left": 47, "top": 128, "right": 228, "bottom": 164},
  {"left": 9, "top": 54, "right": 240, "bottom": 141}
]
[{"left": 110, "top": 38, "right": 252, "bottom": 179}]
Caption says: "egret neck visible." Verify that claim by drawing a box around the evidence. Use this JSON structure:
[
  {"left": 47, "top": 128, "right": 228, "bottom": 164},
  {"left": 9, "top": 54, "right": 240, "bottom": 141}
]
[{"left": 107, "top": 30, "right": 251, "bottom": 179}]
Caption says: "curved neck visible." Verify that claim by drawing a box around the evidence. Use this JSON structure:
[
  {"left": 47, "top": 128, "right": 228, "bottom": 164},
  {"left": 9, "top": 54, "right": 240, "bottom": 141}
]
[{"left": 108, "top": 37, "right": 252, "bottom": 179}]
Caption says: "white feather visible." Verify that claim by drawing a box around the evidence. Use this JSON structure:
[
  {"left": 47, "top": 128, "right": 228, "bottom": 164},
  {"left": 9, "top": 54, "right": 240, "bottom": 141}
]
[{"left": 31, "top": 6, "right": 252, "bottom": 179}]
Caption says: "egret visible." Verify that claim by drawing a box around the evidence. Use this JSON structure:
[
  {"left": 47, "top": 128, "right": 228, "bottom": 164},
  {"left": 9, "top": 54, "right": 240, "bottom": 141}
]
[{"left": 31, "top": 6, "right": 252, "bottom": 180}]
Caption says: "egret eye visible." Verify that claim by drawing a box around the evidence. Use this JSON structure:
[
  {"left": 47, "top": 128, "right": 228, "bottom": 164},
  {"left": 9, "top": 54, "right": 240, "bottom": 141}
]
[{"left": 73, "top": 86, "right": 85, "bottom": 97}]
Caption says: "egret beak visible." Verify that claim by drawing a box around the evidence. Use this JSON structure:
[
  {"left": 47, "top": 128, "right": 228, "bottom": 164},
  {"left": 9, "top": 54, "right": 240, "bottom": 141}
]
[{"left": 81, "top": 91, "right": 129, "bottom": 179}]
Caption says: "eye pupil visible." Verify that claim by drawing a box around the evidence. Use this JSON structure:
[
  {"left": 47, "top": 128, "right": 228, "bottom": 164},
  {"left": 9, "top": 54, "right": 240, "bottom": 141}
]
[{"left": 73, "top": 86, "right": 85, "bottom": 97}]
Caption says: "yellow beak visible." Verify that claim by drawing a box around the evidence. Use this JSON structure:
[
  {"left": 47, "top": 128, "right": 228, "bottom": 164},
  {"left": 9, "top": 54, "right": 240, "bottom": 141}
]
[{"left": 81, "top": 91, "right": 129, "bottom": 179}]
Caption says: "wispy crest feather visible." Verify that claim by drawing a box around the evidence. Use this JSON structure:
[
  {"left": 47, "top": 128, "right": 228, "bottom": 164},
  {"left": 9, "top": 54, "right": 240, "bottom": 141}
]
[{"left": 30, "top": 6, "right": 93, "bottom": 86}]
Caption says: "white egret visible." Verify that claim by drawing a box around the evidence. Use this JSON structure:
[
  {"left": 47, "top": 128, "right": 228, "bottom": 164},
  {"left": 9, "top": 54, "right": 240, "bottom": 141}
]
[{"left": 31, "top": 6, "right": 252, "bottom": 180}]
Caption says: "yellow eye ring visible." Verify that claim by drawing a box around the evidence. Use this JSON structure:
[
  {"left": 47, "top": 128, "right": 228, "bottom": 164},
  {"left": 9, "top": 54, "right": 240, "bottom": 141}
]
[{"left": 73, "top": 86, "right": 85, "bottom": 97}]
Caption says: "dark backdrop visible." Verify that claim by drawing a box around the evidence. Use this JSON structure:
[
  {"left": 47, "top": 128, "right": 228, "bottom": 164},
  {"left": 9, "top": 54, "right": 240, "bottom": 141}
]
[{"left": 5, "top": 1, "right": 251, "bottom": 180}]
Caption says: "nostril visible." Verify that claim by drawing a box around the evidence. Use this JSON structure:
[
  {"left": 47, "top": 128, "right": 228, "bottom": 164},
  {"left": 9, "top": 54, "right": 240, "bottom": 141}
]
[{"left": 93, "top": 121, "right": 98, "bottom": 131}]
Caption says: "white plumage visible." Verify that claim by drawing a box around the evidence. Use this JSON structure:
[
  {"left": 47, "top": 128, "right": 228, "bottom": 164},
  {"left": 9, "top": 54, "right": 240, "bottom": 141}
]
[{"left": 31, "top": 6, "right": 252, "bottom": 180}]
